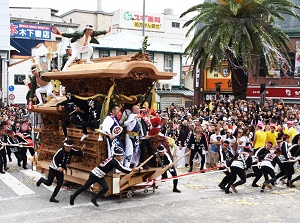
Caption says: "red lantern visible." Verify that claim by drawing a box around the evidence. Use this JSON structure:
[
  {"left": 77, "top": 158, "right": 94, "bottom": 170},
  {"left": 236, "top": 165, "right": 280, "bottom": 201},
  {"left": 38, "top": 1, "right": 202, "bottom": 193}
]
[{"left": 28, "top": 100, "right": 33, "bottom": 110}]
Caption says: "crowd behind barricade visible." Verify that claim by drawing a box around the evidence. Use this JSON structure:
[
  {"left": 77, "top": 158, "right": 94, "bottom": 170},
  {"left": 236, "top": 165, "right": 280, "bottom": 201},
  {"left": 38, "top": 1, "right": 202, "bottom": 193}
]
[
  {"left": 157, "top": 96, "right": 300, "bottom": 193},
  {"left": 1, "top": 95, "right": 300, "bottom": 200},
  {"left": 0, "top": 104, "right": 35, "bottom": 173}
]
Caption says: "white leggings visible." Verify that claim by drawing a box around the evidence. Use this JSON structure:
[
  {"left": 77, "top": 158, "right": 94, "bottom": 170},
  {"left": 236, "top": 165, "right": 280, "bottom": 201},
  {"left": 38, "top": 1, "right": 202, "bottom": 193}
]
[
  {"left": 35, "top": 83, "right": 57, "bottom": 104},
  {"left": 62, "top": 44, "right": 93, "bottom": 71}
]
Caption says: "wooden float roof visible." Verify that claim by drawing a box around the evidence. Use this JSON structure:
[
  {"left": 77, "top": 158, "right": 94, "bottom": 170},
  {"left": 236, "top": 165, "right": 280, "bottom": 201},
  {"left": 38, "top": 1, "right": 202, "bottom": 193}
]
[{"left": 42, "top": 55, "right": 176, "bottom": 80}]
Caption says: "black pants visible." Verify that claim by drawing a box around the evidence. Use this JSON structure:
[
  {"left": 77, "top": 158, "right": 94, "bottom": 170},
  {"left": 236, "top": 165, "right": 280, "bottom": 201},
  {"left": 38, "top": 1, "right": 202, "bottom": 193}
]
[
  {"left": 219, "top": 170, "right": 232, "bottom": 186},
  {"left": 275, "top": 163, "right": 287, "bottom": 180},
  {"left": 6, "top": 147, "right": 12, "bottom": 161},
  {"left": 247, "top": 165, "right": 262, "bottom": 185},
  {"left": 28, "top": 147, "right": 35, "bottom": 156},
  {"left": 277, "top": 162, "right": 295, "bottom": 181},
  {"left": 226, "top": 166, "right": 246, "bottom": 191},
  {"left": 261, "top": 166, "right": 276, "bottom": 189},
  {"left": 81, "top": 120, "right": 99, "bottom": 135},
  {"left": 0, "top": 148, "right": 7, "bottom": 170},
  {"left": 140, "top": 138, "right": 154, "bottom": 166},
  {"left": 162, "top": 166, "right": 178, "bottom": 189},
  {"left": 189, "top": 149, "right": 206, "bottom": 170},
  {"left": 291, "top": 174, "right": 300, "bottom": 184},
  {"left": 0, "top": 149, "right": 3, "bottom": 171},
  {"left": 62, "top": 116, "right": 82, "bottom": 137},
  {"left": 14, "top": 151, "right": 23, "bottom": 164},
  {"left": 41, "top": 168, "right": 64, "bottom": 199},
  {"left": 21, "top": 148, "right": 28, "bottom": 167},
  {"left": 72, "top": 173, "right": 109, "bottom": 201}
]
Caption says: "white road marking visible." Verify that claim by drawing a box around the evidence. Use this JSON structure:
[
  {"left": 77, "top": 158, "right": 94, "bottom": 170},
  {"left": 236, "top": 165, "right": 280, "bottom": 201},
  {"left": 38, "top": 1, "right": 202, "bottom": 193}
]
[
  {"left": 0, "top": 172, "right": 35, "bottom": 196},
  {"left": 21, "top": 169, "right": 55, "bottom": 192}
]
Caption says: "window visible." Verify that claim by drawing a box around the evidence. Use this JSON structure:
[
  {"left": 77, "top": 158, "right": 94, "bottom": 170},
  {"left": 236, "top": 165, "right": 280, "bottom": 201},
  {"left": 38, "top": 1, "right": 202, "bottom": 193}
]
[
  {"left": 116, "top": 51, "right": 127, "bottom": 56},
  {"left": 164, "top": 55, "right": 173, "bottom": 72},
  {"left": 185, "top": 101, "right": 193, "bottom": 108},
  {"left": 99, "top": 50, "right": 109, "bottom": 57},
  {"left": 172, "top": 22, "right": 180, "bottom": 28},
  {"left": 148, "top": 53, "right": 154, "bottom": 63},
  {"left": 70, "top": 19, "right": 72, "bottom": 23},
  {"left": 14, "top": 75, "right": 26, "bottom": 85}
]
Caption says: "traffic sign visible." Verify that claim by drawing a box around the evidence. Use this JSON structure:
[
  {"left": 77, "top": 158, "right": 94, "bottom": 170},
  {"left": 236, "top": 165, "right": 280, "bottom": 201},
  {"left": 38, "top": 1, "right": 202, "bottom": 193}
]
[
  {"left": 8, "top": 85, "right": 15, "bottom": 91},
  {"left": 8, "top": 94, "right": 15, "bottom": 100}
]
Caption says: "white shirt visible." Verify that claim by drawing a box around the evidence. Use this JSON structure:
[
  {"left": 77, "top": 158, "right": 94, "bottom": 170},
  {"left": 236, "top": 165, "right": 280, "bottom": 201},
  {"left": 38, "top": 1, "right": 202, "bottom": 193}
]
[{"left": 210, "top": 134, "right": 222, "bottom": 144}]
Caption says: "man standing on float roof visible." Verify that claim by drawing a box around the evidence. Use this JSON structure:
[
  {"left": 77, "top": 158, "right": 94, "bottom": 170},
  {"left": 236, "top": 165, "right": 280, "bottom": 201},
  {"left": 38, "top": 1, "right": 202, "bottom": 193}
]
[{"left": 51, "top": 25, "right": 111, "bottom": 71}]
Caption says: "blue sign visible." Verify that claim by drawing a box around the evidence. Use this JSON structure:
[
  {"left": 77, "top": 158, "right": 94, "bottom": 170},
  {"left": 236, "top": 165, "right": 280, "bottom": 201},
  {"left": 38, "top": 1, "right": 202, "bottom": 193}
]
[
  {"left": 8, "top": 85, "right": 15, "bottom": 92},
  {"left": 10, "top": 23, "right": 51, "bottom": 40}
]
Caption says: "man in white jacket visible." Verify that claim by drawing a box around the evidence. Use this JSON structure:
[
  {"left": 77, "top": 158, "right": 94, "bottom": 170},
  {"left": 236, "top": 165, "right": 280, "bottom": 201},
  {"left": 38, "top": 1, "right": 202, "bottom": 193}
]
[
  {"left": 124, "top": 105, "right": 142, "bottom": 167},
  {"left": 100, "top": 105, "right": 124, "bottom": 158}
]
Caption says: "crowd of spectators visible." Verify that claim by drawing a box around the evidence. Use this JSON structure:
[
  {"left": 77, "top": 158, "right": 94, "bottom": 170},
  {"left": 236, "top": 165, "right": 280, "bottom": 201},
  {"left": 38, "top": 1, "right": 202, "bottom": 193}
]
[
  {"left": 0, "top": 104, "right": 32, "bottom": 134},
  {"left": 157, "top": 96, "right": 300, "bottom": 168},
  {"left": 1, "top": 96, "right": 300, "bottom": 170}
]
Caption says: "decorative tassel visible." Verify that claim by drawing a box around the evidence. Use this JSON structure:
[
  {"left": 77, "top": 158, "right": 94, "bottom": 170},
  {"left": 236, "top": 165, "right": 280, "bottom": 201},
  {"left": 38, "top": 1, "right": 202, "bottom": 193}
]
[
  {"left": 99, "top": 82, "right": 115, "bottom": 125},
  {"left": 74, "top": 93, "right": 105, "bottom": 100}
]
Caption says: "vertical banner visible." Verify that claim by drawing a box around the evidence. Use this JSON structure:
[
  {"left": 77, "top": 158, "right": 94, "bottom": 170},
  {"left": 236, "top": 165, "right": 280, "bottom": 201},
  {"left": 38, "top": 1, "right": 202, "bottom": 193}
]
[
  {"left": 260, "top": 84, "right": 266, "bottom": 106},
  {"left": 295, "top": 41, "right": 300, "bottom": 78},
  {"left": 195, "top": 64, "right": 200, "bottom": 88}
]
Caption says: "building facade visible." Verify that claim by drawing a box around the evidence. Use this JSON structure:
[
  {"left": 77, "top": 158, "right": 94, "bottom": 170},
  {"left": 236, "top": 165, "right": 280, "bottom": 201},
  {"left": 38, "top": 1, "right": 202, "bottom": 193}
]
[
  {"left": 7, "top": 6, "right": 194, "bottom": 107},
  {"left": 193, "top": 0, "right": 300, "bottom": 105},
  {"left": 0, "top": 0, "right": 10, "bottom": 106}
]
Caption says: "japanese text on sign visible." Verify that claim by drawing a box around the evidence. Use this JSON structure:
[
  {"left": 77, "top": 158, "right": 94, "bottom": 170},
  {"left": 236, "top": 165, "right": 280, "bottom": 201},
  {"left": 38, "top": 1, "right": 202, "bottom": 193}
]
[
  {"left": 133, "top": 22, "right": 161, "bottom": 30},
  {"left": 10, "top": 23, "right": 51, "bottom": 40}
]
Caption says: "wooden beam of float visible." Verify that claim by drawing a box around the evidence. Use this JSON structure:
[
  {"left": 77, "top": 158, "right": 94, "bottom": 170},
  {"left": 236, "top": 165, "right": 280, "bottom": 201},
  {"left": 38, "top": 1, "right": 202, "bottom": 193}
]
[
  {"left": 41, "top": 55, "right": 175, "bottom": 80},
  {"left": 32, "top": 55, "right": 175, "bottom": 114},
  {"left": 31, "top": 55, "right": 175, "bottom": 196}
]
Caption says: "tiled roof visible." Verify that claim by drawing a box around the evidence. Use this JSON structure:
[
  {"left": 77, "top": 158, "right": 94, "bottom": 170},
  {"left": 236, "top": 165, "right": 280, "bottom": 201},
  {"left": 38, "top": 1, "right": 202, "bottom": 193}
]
[
  {"left": 95, "top": 31, "right": 183, "bottom": 54},
  {"left": 156, "top": 87, "right": 194, "bottom": 96}
]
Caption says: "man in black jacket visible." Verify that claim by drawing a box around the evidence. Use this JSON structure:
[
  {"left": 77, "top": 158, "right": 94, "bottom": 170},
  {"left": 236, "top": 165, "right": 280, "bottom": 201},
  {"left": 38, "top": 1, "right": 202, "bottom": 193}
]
[
  {"left": 260, "top": 148, "right": 284, "bottom": 192},
  {"left": 6, "top": 129, "right": 28, "bottom": 169},
  {"left": 154, "top": 145, "right": 181, "bottom": 193},
  {"left": 57, "top": 92, "right": 85, "bottom": 141},
  {"left": 0, "top": 127, "right": 8, "bottom": 173},
  {"left": 36, "top": 140, "right": 84, "bottom": 203},
  {"left": 218, "top": 140, "right": 234, "bottom": 190},
  {"left": 70, "top": 147, "right": 138, "bottom": 207},
  {"left": 80, "top": 98, "right": 101, "bottom": 141},
  {"left": 187, "top": 125, "right": 208, "bottom": 172},
  {"left": 247, "top": 142, "right": 273, "bottom": 187},
  {"left": 225, "top": 146, "right": 252, "bottom": 194}
]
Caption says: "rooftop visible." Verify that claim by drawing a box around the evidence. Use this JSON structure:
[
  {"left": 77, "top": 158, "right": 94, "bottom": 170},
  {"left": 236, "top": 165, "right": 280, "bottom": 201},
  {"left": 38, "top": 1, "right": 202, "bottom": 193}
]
[{"left": 94, "top": 31, "right": 184, "bottom": 54}]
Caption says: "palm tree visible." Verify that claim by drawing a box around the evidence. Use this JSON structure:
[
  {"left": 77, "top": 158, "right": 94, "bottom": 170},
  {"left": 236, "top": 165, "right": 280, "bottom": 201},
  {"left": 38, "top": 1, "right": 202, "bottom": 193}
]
[{"left": 181, "top": 0, "right": 300, "bottom": 99}]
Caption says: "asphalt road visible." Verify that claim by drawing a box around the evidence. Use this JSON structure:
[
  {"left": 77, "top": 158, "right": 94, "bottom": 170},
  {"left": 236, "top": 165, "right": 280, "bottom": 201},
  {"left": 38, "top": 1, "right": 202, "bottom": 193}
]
[{"left": 1, "top": 158, "right": 300, "bottom": 223}]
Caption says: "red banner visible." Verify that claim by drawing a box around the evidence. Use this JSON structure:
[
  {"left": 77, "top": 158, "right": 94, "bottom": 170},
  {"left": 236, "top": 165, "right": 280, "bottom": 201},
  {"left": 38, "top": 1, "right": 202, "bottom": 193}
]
[{"left": 247, "top": 87, "right": 300, "bottom": 99}]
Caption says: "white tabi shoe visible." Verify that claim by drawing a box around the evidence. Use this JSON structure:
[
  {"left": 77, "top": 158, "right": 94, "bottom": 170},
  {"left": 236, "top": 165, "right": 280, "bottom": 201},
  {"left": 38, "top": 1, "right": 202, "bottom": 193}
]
[
  {"left": 80, "top": 134, "right": 89, "bottom": 141},
  {"left": 85, "top": 61, "right": 94, "bottom": 64},
  {"left": 98, "top": 135, "right": 103, "bottom": 141}
]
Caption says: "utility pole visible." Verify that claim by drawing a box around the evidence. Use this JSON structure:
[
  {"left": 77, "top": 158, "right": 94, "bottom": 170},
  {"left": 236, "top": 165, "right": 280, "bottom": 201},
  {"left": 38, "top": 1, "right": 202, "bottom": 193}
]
[{"left": 142, "top": 0, "right": 146, "bottom": 37}]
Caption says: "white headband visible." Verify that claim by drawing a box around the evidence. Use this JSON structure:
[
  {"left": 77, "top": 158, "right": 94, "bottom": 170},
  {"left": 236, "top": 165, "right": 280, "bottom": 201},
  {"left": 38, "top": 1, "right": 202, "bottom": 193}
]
[
  {"left": 32, "top": 68, "right": 38, "bottom": 72},
  {"left": 85, "top": 25, "right": 93, "bottom": 30},
  {"left": 64, "top": 142, "right": 73, "bottom": 147}
]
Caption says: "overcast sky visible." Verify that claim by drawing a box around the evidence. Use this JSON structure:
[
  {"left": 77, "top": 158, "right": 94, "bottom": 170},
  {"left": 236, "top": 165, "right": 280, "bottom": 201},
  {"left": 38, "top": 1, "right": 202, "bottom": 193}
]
[{"left": 9, "top": 0, "right": 203, "bottom": 16}]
